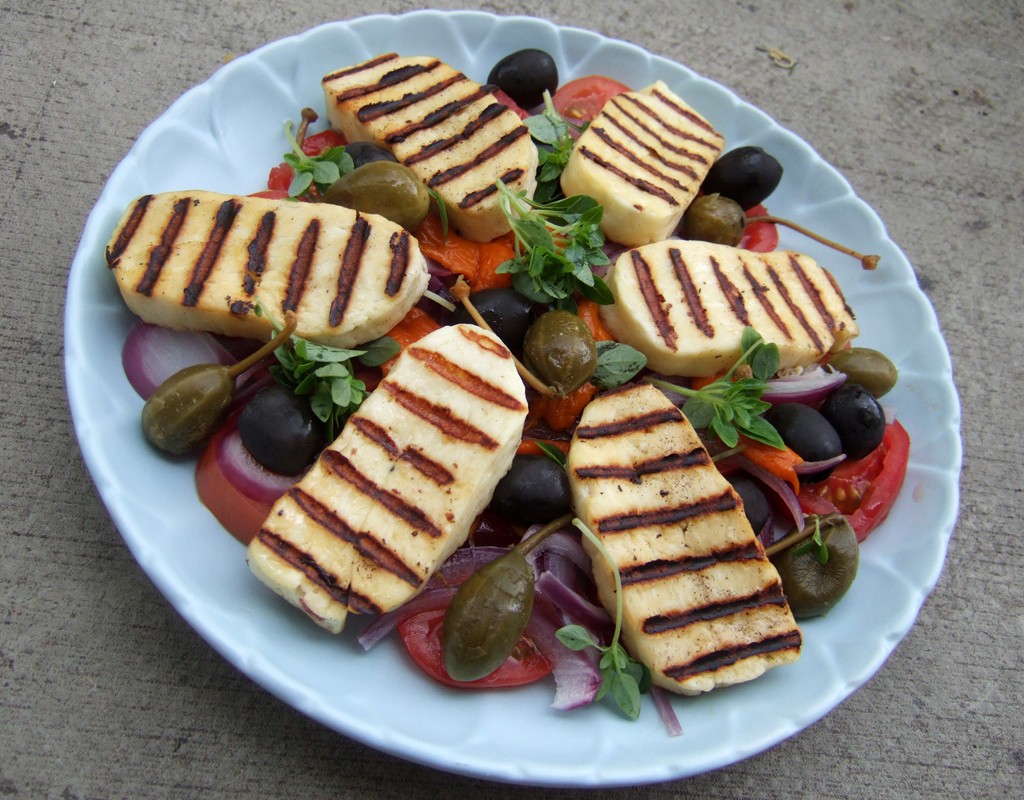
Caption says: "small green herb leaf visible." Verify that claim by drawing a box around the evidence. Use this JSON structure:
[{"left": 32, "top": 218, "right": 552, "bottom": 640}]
[
  {"left": 535, "top": 441, "right": 568, "bottom": 468},
  {"left": 592, "top": 341, "right": 647, "bottom": 389},
  {"left": 282, "top": 120, "right": 354, "bottom": 200},
  {"left": 523, "top": 92, "right": 578, "bottom": 204}
]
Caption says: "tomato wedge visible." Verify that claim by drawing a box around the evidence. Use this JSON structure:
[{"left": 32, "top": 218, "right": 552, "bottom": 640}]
[
  {"left": 397, "top": 608, "right": 553, "bottom": 689},
  {"left": 738, "top": 204, "right": 779, "bottom": 252},
  {"left": 798, "top": 420, "right": 911, "bottom": 541},
  {"left": 552, "top": 75, "right": 631, "bottom": 130}
]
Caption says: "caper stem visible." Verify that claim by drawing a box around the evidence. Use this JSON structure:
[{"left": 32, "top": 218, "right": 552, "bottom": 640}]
[
  {"left": 296, "top": 107, "right": 318, "bottom": 149},
  {"left": 225, "top": 312, "right": 298, "bottom": 379},
  {"left": 515, "top": 513, "right": 575, "bottom": 557},
  {"left": 450, "top": 277, "right": 556, "bottom": 397},
  {"left": 746, "top": 214, "right": 880, "bottom": 270}
]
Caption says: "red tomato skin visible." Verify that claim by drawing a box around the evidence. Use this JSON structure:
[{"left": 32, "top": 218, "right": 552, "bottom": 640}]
[
  {"left": 798, "top": 421, "right": 911, "bottom": 541},
  {"left": 739, "top": 204, "right": 780, "bottom": 252},
  {"left": 301, "top": 129, "right": 347, "bottom": 156},
  {"left": 397, "top": 609, "right": 552, "bottom": 689},
  {"left": 266, "top": 163, "right": 293, "bottom": 192},
  {"left": 552, "top": 76, "right": 632, "bottom": 129},
  {"left": 195, "top": 422, "right": 275, "bottom": 545},
  {"left": 491, "top": 88, "right": 529, "bottom": 119}
]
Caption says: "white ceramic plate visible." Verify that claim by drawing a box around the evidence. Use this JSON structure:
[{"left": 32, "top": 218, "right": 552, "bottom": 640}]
[{"left": 65, "top": 11, "right": 962, "bottom": 788}]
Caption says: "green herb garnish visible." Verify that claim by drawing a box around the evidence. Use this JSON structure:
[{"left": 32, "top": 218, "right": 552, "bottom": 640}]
[
  {"left": 535, "top": 441, "right": 568, "bottom": 468},
  {"left": 523, "top": 91, "right": 578, "bottom": 203},
  {"left": 591, "top": 340, "right": 647, "bottom": 389},
  {"left": 792, "top": 515, "right": 830, "bottom": 565},
  {"left": 557, "top": 518, "right": 650, "bottom": 720},
  {"left": 495, "top": 181, "right": 612, "bottom": 311},
  {"left": 646, "top": 327, "right": 785, "bottom": 449},
  {"left": 282, "top": 116, "right": 353, "bottom": 199}
]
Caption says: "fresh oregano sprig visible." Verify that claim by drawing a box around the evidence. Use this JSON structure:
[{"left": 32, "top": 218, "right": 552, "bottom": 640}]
[
  {"left": 495, "top": 180, "right": 612, "bottom": 311},
  {"left": 255, "top": 303, "right": 398, "bottom": 439},
  {"left": 282, "top": 110, "right": 354, "bottom": 199},
  {"left": 523, "top": 91, "right": 578, "bottom": 203},
  {"left": 646, "top": 327, "right": 785, "bottom": 449},
  {"left": 556, "top": 518, "right": 651, "bottom": 720},
  {"left": 591, "top": 340, "right": 647, "bottom": 389}
]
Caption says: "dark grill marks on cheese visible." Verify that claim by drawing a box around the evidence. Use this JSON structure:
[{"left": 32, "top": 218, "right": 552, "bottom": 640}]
[
  {"left": 183, "top": 199, "right": 240, "bottom": 307},
  {"left": 382, "top": 383, "right": 499, "bottom": 449},
  {"left": 407, "top": 346, "right": 526, "bottom": 411},
  {"left": 617, "top": 94, "right": 719, "bottom": 153},
  {"left": 458, "top": 325, "right": 513, "bottom": 358},
  {"left": 651, "top": 87, "right": 723, "bottom": 141},
  {"left": 710, "top": 254, "right": 749, "bottom": 326},
  {"left": 788, "top": 253, "right": 837, "bottom": 333},
  {"left": 349, "top": 417, "right": 454, "bottom": 486},
  {"left": 334, "top": 59, "right": 441, "bottom": 104},
  {"left": 606, "top": 98, "right": 708, "bottom": 172},
  {"left": 599, "top": 111, "right": 700, "bottom": 181},
  {"left": 575, "top": 407, "right": 682, "bottom": 440},
  {"left": 573, "top": 447, "right": 710, "bottom": 482},
  {"left": 643, "top": 584, "right": 788, "bottom": 635},
  {"left": 663, "top": 630, "right": 803, "bottom": 683},
  {"left": 741, "top": 258, "right": 793, "bottom": 341},
  {"left": 329, "top": 215, "right": 370, "bottom": 327},
  {"left": 106, "top": 194, "right": 153, "bottom": 267},
  {"left": 766, "top": 263, "right": 825, "bottom": 351},
  {"left": 255, "top": 527, "right": 380, "bottom": 615},
  {"left": 320, "top": 450, "right": 444, "bottom": 540},
  {"left": 284, "top": 486, "right": 424, "bottom": 591},
  {"left": 577, "top": 146, "right": 677, "bottom": 205},
  {"left": 669, "top": 248, "right": 714, "bottom": 337},
  {"left": 385, "top": 231, "right": 412, "bottom": 297},
  {"left": 630, "top": 250, "right": 678, "bottom": 348},
  {"left": 282, "top": 219, "right": 320, "bottom": 313},
  {"left": 597, "top": 489, "right": 739, "bottom": 534},
  {"left": 384, "top": 86, "right": 493, "bottom": 145},
  {"left": 243, "top": 211, "right": 276, "bottom": 295},
  {"left": 322, "top": 53, "right": 398, "bottom": 84},
  {"left": 135, "top": 197, "right": 190, "bottom": 296},
  {"left": 459, "top": 168, "right": 524, "bottom": 209},
  {"left": 620, "top": 541, "right": 763, "bottom": 586},
  {"left": 588, "top": 125, "right": 689, "bottom": 191},
  {"left": 401, "top": 101, "right": 505, "bottom": 166},
  {"left": 358, "top": 71, "right": 465, "bottom": 123},
  {"left": 426, "top": 127, "right": 530, "bottom": 188}
]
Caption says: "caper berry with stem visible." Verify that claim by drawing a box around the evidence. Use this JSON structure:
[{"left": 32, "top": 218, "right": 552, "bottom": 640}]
[
  {"left": 322, "top": 161, "right": 430, "bottom": 231},
  {"left": 141, "top": 315, "right": 297, "bottom": 455},
  {"left": 768, "top": 514, "right": 859, "bottom": 619},
  {"left": 827, "top": 347, "right": 898, "bottom": 398},
  {"left": 522, "top": 309, "right": 597, "bottom": 396},
  {"left": 443, "top": 514, "right": 572, "bottom": 682}
]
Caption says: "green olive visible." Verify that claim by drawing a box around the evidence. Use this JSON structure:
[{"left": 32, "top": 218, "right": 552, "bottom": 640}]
[
  {"left": 140, "top": 317, "right": 298, "bottom": 455},
  {"left": 827, "top": 347, "right": 899, "bottom": 398},
  {"left": 442, "top": 550, "right": 535, "bottom": 682},
  {"left": 771, "top": 515, "right": 859, "bottom": 619},
  {"left": 522, "top": 309, "right": 597, "bottom": 396},
  {"left": 682, "top": 193, "right": 746, "bottom": 246},
  {"left": 321, "top": 161, "right": 430, "bottom": 231}
]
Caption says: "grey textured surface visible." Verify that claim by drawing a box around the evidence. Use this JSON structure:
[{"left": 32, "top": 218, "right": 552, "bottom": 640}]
[{"left": 2, "top": 0, "right": 1021, "bottom": 797}]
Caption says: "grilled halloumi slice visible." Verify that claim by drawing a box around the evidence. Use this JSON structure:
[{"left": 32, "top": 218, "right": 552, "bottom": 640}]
[
  {"left": 559, "top": 81, "right": 724, "bottom": 247},
  {"left": 568, "top": 383, "right": 801, "bottom": 695},
  {"left": 600, "top": 239, "right": 859, "bottom": 376},
  {"left": 106, "top": 190, "right": 429, "bottom": 347},
  {"left": 247, "top": 324, "right": 528, "bottom": 633},
  {"left": 321, "top": 53, "right": 538, "bottom": 242}
]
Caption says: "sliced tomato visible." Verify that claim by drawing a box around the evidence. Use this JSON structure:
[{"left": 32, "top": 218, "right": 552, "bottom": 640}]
[
  {"left": 301, "top": 129, "right": 347, "bottom": 156},
  {"left": 739, "top": 204, "right": 779, "bottom": 252},
  {"left": 492, "top": 88, "right": 529, "bottom": 119},
  {"left": 266, "top": 162, "right": 293, "bottom": 192},
  {"left": 552, "top": 76, "right": 631, "bottom": 130},
  {"left": 195, "top": 422, "right": 276, "bottom": 546},
  {"left": 797, "top": 420, "right": 910, "bottom": 541},
  {"left": 397, "top": 608, "right": 552, "bottom": 689}
]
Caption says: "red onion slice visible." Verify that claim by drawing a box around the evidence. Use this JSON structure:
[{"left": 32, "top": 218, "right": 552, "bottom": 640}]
[
  {"left": 793, "top": 453, "right": 847, "bottom": 475},
  {"left": 720, "top": 454, "right": 805, "bottom": 533},
  {"left": 214, "top": 417, "right": 299, "bottom": 505},
  {"left": 527, "top": 604, "right": 603, "bottom": 711},
  {"left": 650, "top": 686, "right": 684, "bottom": 736},
  {"left": 763, "top": 365, "right": 846, "bottom": 405},
  {"left": 122, "top": 321, "right": 236, "bottom": 399}
]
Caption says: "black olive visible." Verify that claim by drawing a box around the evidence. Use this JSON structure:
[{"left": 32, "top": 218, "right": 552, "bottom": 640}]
[
  {"left": 451, "top": 288, "right": 534, "bottom": 352},
  {"left": 682, "top": 194, "right": 746, "bottom": 245},
  {"left": 487, "top": 48, "right": 559, "bottom": 109},
  {"left": 771, "top": 514, "right": 859, "bottom": 619},
  {"left": 701, "top": 146, "right": 784, "bottom": 210},
  {"left": 343, "top": 140, "right": 398, "bottom": 170},
  {"left": 490, "top": 455, "right": 571, "bottom": 525},
  {"left": 763, "top": 402, "right": 842, "bottom": 481},
  {"left": 238, "top": 385, "right": 325, "bottom": 476},
  {"left": 729, "top": 475, "right": 771, "bottom": 534},
  {"left": 820, "top": 383, "right": 886, "bottom": 460}
]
